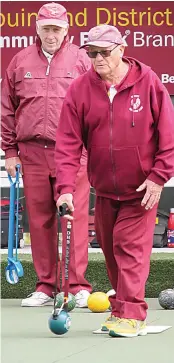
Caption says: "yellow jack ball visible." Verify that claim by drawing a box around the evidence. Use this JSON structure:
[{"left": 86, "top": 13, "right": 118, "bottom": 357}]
[{"left": 87, "top": 292, "right": 110, "bottom": 313}]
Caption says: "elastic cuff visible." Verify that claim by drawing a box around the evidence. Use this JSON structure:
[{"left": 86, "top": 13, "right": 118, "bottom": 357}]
[
  {"left": 5, "top": 148, "right": 18, "bottom": 159},
  {"left": 58, "top": 187, "right": 74, "bottom": 196},
  {"left": 147, "top": 172, "right": 166, "bottom": 186}
]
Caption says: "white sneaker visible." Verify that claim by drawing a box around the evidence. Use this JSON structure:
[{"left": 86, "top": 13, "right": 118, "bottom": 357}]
[
  {"left": 75, "top": 290, "right": 90, "bottom": 308},
  {"left": 21, "top": 292, "right": 53, "bottom": 307}
]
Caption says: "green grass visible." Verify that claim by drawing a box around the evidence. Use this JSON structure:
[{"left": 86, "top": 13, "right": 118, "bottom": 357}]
[
  {"left": 1, "top": 252, "right": 174, "bottom": 299},
  {"left": 1, "top": 252, "right": 174, "bottom": 262}
]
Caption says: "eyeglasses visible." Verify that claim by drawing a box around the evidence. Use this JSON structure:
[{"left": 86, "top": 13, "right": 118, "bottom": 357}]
[{"left": 86, "top": 44, "right": 119, "bottom": 59}]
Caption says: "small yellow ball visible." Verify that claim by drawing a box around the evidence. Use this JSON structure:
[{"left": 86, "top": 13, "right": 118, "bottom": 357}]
[{"left": 87, "top": 292, "right": 110, "bottom": 313}]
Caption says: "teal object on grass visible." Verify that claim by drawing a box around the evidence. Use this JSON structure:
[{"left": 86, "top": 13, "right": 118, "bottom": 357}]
[
  {"left": 48, "top": 310, "right": 71, "bottom": 335},
  {"left": 55, "top": 292, "right": 76, "bottom": 312}
]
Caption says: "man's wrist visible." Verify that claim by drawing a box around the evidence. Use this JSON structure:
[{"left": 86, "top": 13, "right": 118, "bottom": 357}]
[{"left": 5, "top": 148, "right": 18, "bottom": 159}]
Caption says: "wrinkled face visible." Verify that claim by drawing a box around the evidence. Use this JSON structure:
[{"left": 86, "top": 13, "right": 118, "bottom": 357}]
[
  {"left": 87, "top": 44, "right": 125, "bottom": 77},
  {"left": 37, "top": 24, "right": 68, "bottom": 54}
]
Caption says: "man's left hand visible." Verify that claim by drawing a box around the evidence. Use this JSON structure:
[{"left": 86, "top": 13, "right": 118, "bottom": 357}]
[
  {"left": 136, "top": 179, "right": 163, "bottom": 210},
  {"left": 56, "top": 193, "right": 74, "bottom": 220}
]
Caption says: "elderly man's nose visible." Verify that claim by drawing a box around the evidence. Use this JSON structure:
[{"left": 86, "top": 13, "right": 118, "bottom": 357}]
[
  {"left": 47, "top": 30, "right": 55, "bottom": 37},
  {"left": 96, "top": 52, "right": 103, "bottom": 59}
]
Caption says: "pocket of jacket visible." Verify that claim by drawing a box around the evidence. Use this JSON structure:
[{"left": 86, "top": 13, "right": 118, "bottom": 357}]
[
  {"left": 113, "top": 146, "right": 147, "bottom": 194},
  {"left": 15, "top": 69, "right": 48, "bottom": 98},
  {"left": 87, "top": 146, "right": 115, "bottom": 192},
  {"left": 51, "top": 69, "right": 77, "bottom": 98}
]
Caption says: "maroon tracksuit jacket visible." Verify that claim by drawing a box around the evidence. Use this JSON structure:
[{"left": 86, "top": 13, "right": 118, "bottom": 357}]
[{"left": 55, "top": 56, "right": 174, "bottom": 319}]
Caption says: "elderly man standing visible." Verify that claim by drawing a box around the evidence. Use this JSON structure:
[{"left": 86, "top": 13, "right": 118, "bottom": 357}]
[
  {"left": 1, "top": 3, "right": 92, "bottom": 307},
  {"left": 55, "top": 24, "right": 174, "bottom": 337}
]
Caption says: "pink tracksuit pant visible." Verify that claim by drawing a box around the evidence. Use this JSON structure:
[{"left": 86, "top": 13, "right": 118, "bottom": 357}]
[
  {"left": 18, "top": 141, "right": 92, "bottom": 296},
  {"left": 95, "top": 196, "right": 157, "bottom": 321}
]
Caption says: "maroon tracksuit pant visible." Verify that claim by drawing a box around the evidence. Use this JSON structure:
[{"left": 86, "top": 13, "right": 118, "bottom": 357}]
[
  {"left": 95, "top": 196, "right": 157, "bottom": 321},
  {"left": 18, "top": 141, "right": 92, "bottom": 296}
]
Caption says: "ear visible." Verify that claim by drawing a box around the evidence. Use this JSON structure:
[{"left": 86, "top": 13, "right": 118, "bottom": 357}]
[
  {"left": 119, "top": 45, "right": 125, "bottom": 58},
  {"left": 36, "top": 22, "right": 39, "bottom": 35},
  {"left": 64, "top": 26, "right": 69, "bottom": 37}
]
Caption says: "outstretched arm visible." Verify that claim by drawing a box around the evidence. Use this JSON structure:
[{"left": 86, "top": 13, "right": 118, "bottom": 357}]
[{"left": 55, "top": 82, "right": 84, "bottom": 217}]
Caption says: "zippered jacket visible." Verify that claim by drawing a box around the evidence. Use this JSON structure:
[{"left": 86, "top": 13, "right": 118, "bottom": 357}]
[
  {"left": 55, "top": 57, "right": 174, "bottom": 200},
  {"left": 1, "top": 36, "right": 91, "bottom": 159}
]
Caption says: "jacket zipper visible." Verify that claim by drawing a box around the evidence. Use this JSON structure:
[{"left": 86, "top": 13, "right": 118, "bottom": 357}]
[
  {"left": 103, "top": 82, "right": 119, "bottom": 200},
  {"left": 103, "top": 82, "right": 131, "bottom": 201},
  {"left": 46, "top": 64, "right": 50, "bottom": 76},
  {"left": 43, "top": 61, "right": 52, "bottom": 139}
]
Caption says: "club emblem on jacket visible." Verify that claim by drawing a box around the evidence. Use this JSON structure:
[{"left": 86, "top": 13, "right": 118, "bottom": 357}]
[
  {"left": 24, "top": 72, "right": 32, "bottom": 78},
  {"left": 129, "top": 95, "right": 143, "bottom": 112}
]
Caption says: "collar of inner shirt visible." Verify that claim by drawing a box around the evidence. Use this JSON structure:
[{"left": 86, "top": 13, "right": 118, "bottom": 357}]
[{"left": 42, "top": 48, "right": 54, "bottom": 62}]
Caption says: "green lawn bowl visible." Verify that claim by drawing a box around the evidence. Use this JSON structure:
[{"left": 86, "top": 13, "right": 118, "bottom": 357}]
[{"left": 55, "top": 292, "right": 76, "bottom": 312}]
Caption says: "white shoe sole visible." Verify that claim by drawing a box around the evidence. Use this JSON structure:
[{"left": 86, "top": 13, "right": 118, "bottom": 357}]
[
  {"left": 75, "top": 304, "right": 88, "bottom": 308},
  {"left": 21, "top": 300, "right": 54, "bottom": 307},
  {"left": 109, "top": 328, "right": 148, "bottom": 338}
]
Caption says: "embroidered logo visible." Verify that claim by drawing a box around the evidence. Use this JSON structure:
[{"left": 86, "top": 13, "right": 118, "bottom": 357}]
[
  {"left": 24, "top": 72, "right": 32, "bottom": 78},
  {"left": 50, "top": 9, "right": 59, "bottom": 16},
  {"left": 45, "top": 4, "right": 60, "bottom": 16},
  {"left": 129, "top": 95, "right": 143, "bottom": 112}
]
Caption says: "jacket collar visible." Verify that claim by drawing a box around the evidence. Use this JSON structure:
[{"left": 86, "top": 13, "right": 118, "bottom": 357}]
[{"left": 36, "top": 35, "right": 70, "bottom": 60}]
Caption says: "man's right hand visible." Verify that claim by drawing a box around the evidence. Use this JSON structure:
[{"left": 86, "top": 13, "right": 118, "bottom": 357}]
[
  {"left": 56, "top": 193, "right": 74, "bottom": 220},
  {"left": 5, "top": 157, "right": 23, "bottom": 177}
]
